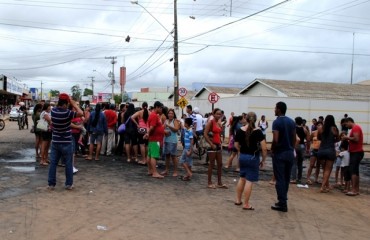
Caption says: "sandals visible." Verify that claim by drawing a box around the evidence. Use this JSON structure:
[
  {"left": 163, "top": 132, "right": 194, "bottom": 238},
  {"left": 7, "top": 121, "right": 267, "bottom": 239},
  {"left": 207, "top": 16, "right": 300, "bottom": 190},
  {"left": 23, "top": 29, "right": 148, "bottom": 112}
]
[
  {"left": 234, "top": 202, "right": 242, "bottom": 206},
  {"left": 181, "top": 176, "right": 191, "bottom": 181},
  {"left": 217, "top": 184, "right": 228, "bottom": 189},
  {"left": 207, "top": 184, "right": 216, "bottom": 189},
  {"left": 243, "top": 206, "right": 255, "bottom": 210},
  {"left": 306, "top": 179, "right": 313, "bottom": 185},
  {"left": 346, "top": 192, "right": 359, "bottom": 196}
]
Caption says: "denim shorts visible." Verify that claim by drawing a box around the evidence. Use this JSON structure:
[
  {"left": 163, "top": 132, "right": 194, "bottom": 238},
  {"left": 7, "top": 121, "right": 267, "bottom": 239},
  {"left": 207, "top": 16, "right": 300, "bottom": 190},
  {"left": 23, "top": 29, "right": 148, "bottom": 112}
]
[
  {"left": 90, "top": 132, "right": 104, "bottom": 144},
  {"left": 180, "top": 149, "right": 193, "bottom": 167},
  {"left": 163, "top": 142, "right": 177, "bottom": 156},
  {"left": 239, "top": 153, "right": 260, "bottom": 182}
]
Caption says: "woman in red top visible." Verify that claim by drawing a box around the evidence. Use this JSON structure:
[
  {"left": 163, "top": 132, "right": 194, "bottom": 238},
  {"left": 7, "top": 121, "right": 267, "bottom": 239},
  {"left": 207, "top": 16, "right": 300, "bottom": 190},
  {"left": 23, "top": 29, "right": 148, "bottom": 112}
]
[{"left": 204, "top": 108, "right": 227, "bottom": 189}]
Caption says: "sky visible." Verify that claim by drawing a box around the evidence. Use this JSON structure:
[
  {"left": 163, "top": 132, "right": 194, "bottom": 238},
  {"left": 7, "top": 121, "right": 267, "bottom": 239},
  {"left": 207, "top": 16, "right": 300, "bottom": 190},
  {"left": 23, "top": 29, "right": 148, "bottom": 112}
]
[{"left": 1, "top": 0, "right": 370, "bottom": 96}]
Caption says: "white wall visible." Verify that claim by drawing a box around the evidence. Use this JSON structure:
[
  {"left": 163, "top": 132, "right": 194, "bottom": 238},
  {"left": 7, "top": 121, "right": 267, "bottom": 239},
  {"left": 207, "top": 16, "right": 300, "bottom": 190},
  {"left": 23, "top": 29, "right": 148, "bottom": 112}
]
[{"left": 144, "top": 96, "right": 370, "bottom": 143}]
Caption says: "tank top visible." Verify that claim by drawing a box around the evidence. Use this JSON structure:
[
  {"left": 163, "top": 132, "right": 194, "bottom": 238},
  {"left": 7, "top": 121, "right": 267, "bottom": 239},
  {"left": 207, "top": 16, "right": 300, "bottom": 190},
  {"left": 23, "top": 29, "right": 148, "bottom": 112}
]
[
  {"left": 296, "top": 126, "right": 306, "bottom": 145},
  {"left": 319, "top": 128, "right": 336, "bottom": 151},
  {"left": 164, "top": 119, "right": 178, "bottom": 144},
  {"left": 138, "top": 117, "right": 148, "bottom": 129},
  {"left": 259, "top": 120, "right": 268, "bottom": 135},
  {"left": 211, "top": 119, "right": 222, "bottom": 145}
]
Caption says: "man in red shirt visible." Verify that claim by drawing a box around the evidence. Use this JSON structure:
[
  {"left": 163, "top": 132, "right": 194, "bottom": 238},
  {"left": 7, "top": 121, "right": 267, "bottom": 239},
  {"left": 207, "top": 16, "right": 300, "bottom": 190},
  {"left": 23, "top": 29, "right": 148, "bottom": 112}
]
[
  {"left": 145, "top": 101, "right": 165, "bottom": 179},
  {"left": 101, "top": 104, "right": 118, "bottom": 156},
  {"left": 343, "top": 117, "right": 364, "bottom": 196}
]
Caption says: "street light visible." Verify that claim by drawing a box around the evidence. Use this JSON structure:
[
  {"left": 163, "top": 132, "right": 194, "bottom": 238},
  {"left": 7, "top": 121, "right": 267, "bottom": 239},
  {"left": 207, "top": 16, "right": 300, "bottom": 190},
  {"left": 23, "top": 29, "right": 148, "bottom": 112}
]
[{"left": 131, "top": 0, "right": 179, "bottom": 107}]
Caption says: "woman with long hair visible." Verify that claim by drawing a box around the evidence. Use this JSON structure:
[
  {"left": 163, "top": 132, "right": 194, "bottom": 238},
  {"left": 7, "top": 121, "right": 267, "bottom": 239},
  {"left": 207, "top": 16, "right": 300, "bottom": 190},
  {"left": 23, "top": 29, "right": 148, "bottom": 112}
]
[
  {"left": 123, "top": 103, "right": 138, "bottom": 162},
  {"left": 86, "top": 103, "right": 107, "bottom": 161},
  {"left": 224, "top": 115, "right": 242, "bottom": 170},
  {"left": 32, "top": 103, "right": 43, "bottom": 158},
  {"left": 161, "top": 109, "right": 180, "bottom": 177},
  {"left": 131, "top": 102, "right": 149, "bottom": 165},
  {"left": 234, "top": 112, "right": 267, "bottom": 210},
  {"left": 39, "top": 103, "right": 52, "bottom": 166},
  {"left": 317, "top": 115, "right": 339, "bottom": 193},
  {"left": 204, "top": 108, "right": 227, "bottom": 189},
  {"left": 306, "top": 121, "right": 323, "bottom": 184}
]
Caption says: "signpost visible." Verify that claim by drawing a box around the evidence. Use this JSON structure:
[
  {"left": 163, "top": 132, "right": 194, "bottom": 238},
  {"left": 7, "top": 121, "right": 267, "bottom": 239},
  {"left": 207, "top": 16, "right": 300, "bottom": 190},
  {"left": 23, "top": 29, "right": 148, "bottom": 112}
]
[
  {"left": 208, "top": 92, "right": 220, "bottom": 111},
  {"left": 177, "top": 97, "right": 188, "bottom": 109},
  {"left": 178, "top": 87, "right": 187, "bottom": 97}
]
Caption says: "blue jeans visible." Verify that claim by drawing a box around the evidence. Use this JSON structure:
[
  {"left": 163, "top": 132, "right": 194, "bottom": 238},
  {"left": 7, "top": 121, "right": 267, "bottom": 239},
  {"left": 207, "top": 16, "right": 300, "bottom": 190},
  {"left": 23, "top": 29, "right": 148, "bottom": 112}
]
[
  {"left": 48, "top": 142, "right": 73, "bottom": 187},
  {"left": 273, "top": 150, "right": 294, "bottom": 206}
]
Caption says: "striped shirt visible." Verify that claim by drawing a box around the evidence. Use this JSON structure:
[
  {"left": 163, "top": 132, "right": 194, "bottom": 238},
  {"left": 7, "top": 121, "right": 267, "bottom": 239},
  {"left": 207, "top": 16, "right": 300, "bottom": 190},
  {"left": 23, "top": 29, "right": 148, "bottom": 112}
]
[
  {"left": 184, "top": 127, "right": 193, "bottom": 150},
  {"left": 51, "top": 107, "right": 76, "bottom": 143}
]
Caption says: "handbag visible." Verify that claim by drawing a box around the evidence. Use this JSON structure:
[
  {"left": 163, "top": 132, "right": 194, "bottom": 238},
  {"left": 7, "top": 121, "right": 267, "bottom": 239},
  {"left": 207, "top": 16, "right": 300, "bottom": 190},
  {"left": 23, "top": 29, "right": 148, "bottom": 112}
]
[
  {"left": 138, "top": 127, "right": 147, "bottom": 134},
  {"left": 36, "top": 118, "right": 48, "bottom": 132},
  {"left": 118, "top": 117, "right": 130, "bottom": 134}
]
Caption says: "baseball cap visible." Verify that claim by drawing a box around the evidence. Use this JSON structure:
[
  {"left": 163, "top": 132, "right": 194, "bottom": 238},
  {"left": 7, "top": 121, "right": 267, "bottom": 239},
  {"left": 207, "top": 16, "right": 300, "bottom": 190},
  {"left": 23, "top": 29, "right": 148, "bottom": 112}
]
[
  {"left": 154, "top": 101, "right": 163, "bottom": 108},
  {"left": 193, "top": 107, "right": 200, "bottom": 113},
  {"left": 59, "top": 93, "right": 70, "bottom": 101}
]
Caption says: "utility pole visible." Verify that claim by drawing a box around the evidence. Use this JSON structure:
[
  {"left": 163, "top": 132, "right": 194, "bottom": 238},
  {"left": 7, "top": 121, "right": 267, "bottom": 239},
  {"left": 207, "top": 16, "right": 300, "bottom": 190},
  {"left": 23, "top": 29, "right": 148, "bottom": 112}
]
[
  {"left": 350, "top": 32, "right": 355, "bottom": 85},
  {"left": 105, "top": 56, "right": 117, "bottom": 103},
  {"left": 87, "top": 76, "right": 95, "bottom": 97},
  {"left": 40, "top": 81, "right": 43, "bottom": 101},
  {"left": 173, "top": 0, "right": 179, "bottom": 107}
]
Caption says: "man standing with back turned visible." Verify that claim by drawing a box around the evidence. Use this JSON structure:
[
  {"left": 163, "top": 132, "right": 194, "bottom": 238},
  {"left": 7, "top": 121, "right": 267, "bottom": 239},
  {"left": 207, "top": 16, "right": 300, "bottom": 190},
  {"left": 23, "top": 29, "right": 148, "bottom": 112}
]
[
  {"left": 271, "top": 102, "right": 296, "bottom": 212},
  {"left": 48, "top": 93, "right": 83, "bottom": 190}
]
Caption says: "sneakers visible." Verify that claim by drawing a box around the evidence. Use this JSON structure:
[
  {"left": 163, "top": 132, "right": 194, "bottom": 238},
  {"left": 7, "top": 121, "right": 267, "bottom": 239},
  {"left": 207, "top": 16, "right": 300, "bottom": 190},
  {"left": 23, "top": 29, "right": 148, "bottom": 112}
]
[
  {"left": 271, "top": 202, "right": 288, "bottom": 212},
  {"left": 65, "top": 185, "right": 73, "bottom": 190},
  {"left": 47, "top": 185, "right": 55, "bottom": 191},
  {"left": 73, "top": 167, "right": 79, "bottom": 174}
]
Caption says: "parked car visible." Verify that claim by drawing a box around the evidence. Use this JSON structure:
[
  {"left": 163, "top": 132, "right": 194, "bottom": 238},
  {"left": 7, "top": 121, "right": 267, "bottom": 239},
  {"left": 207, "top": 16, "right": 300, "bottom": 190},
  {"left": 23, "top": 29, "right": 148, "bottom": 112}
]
[
  {"left": 27, "top": 106, "right": 34, "bottom": 116},
  {"left": 9, "top": 106, "right": 20, "bottom": 121}
]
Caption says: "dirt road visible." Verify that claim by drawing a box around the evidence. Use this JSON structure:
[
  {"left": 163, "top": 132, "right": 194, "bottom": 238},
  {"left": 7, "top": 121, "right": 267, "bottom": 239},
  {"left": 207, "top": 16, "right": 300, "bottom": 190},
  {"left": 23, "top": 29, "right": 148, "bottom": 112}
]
[{"left": 1, "top": 118, "right": 370, "bottom": 240}]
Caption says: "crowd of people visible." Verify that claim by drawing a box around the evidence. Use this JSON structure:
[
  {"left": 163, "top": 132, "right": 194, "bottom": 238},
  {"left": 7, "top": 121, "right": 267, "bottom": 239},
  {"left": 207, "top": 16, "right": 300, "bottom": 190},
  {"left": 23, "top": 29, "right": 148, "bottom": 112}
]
[{"left": 29, "top": 94, "right": 365, "bottom": 213}]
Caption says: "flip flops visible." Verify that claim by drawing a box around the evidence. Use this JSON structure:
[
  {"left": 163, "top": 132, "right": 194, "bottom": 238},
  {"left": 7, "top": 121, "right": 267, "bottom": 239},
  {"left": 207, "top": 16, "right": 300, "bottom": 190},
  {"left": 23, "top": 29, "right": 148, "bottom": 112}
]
[
  {"left": 243, "top": 206, "right": 255, "bottom": 210},
  {"left": 217, "top": 184, "right": 228, "bottom": 189},
  {"left": 346, "top": 192, "right": 359, "bottom": 196}
]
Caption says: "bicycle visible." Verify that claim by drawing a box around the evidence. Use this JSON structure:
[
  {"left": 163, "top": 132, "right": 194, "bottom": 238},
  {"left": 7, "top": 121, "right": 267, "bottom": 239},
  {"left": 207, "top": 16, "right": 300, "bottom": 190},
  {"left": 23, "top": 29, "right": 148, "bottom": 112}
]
[
  {"left": 0, "top": 114, "right": 5, "bottom": 131},
  {"left": 18, "top": 112, "right": 26, "bottom": 130},
  {"left": 193, "top": 134, "right": 207, "bottom": 160}
]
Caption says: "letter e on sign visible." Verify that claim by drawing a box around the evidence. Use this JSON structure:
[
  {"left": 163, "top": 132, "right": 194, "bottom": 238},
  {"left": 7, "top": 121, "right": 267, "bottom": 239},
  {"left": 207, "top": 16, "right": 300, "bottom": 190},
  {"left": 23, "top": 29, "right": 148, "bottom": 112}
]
[{"left": 208, "top": 92, "right": 219, "bottom": 104}]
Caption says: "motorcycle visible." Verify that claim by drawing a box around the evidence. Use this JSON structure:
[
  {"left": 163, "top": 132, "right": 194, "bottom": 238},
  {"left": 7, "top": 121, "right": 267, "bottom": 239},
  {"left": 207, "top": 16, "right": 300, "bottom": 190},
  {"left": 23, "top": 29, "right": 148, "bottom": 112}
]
[
  {"left": 18, "top": 112, "right": 26, "bottom": 130},
  {"left": 0, "top": 114, "right": 5, "bottom": 131}
]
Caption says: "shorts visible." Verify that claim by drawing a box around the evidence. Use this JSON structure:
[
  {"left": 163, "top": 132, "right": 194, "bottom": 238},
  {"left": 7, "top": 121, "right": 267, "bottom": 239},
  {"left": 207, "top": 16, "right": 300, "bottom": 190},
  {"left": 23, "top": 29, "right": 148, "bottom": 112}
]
[
  {"left": 90, "top": 132, "right": 104, "bottom": 144},
  {"left": 41, "top": 131, "right": 52, "bottom": 141},
  {"left": 163, "top": 142, "right": 177, "bottom": 156},
  {"left": 349, "top": 151, "right": 364, "bottom": 176},
  {"left": 196, "top": 130, "right": 203, "bottom": 136},
  {"left": 341, "top": 166, "right": 351, "bottom": 182},
  {"left": 179, "top": 149, "right": 193, "bottom": 167},
  {"left": 148, "top": 141, "right": 161, "bottom": 159},
  {"left": 239, "top": 153, "right": 260, "bottom": 182},
  {"left": 137, "top": 133, "right": 148, "bottom": 145},
  {"left": 124, "top": 131, "right": 138, "bottom": 145},
  {"left": 310, "top": 149, "right": 318, "bottom": 157},
  {"left": 207, "top": 144, "right": 222, "bottom": 152},
  {"left": 335, "top": 157, "right": 342, "bottom": 168}
]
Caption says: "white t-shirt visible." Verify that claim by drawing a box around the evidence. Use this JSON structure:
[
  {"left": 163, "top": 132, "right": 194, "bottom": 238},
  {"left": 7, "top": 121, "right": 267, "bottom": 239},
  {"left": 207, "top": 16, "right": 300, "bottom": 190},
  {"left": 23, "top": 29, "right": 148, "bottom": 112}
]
[
  {"left": 195, "top": 113, "right": 203, "bottom": 131},
  {"left": 339, "top": 151, "right": 350, "bottom": 167}
]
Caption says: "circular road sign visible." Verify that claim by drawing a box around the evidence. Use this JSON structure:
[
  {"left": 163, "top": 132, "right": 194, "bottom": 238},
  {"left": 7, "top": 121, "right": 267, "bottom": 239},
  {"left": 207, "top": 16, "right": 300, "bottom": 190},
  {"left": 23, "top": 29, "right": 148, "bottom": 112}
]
[
  {"left": 178, "top": 87, "right": 187, "bottom": 97},
  {"left": 208, "top": 92, "right": 220, "bottom": 104}
]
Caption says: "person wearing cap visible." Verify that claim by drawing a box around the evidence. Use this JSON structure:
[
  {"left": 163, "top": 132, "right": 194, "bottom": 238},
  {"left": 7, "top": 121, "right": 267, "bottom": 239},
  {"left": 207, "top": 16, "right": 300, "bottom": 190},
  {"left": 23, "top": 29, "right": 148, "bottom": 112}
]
[
  {"left": 48, "top": 93, "right": 83, "bottom": 190},
  {"left": 145, "top": 101, "right": 165, "bottom": 179}
]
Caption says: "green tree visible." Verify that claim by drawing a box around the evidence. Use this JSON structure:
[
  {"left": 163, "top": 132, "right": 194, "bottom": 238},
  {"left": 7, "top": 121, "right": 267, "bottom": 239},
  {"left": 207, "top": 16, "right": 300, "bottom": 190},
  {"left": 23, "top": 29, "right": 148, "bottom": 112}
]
[
  {"left": 83, "top": 88, "right": 93, "bottom": 96},
  {"left": 49, "top": 89, "right": 60, "bottom": 97},
  {"left": 114, "top": 93, "right": 130, "bottom": 104},
  {"left": 71, "top": 85, "right": 81, "bottom": 101}
]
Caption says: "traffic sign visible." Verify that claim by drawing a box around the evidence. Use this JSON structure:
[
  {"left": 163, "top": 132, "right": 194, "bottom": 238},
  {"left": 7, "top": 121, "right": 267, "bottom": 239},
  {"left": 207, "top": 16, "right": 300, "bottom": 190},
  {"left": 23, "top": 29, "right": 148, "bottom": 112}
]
[
  {"left": 177, "top": 97, "right": 188, "bottom": 109},
  {"left": 208, "top": 92, "right": 220, "bottom": 104},
  {"left": 178, "top": 87, "right": 187, "bottom": 97}
]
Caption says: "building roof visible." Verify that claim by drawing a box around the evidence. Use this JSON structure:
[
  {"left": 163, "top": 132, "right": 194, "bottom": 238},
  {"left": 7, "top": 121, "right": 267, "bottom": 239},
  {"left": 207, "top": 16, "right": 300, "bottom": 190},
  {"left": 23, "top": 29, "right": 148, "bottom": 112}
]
[
  {"left": 238, "top": 78, "right": 370, "bottom": 101},
  {"left": 194, "top": 86, "right": 242, "bottom": 98}
]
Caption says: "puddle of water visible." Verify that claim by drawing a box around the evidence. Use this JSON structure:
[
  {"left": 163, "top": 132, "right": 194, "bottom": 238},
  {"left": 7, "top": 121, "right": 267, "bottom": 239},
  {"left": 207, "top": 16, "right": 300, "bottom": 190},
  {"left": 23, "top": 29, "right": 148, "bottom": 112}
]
[
  {"left": 5, "top": 166, "right": 35, "bottom": 172},
  {"left": 5, "top": 158, "right": 36, "bottom": 163}
]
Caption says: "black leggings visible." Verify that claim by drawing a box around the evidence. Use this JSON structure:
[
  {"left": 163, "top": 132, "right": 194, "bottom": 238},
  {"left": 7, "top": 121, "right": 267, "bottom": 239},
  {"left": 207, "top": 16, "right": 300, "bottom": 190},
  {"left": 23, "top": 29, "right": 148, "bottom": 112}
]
[{"left": 349, "top": 151, "right": 364, "bottom": 176}]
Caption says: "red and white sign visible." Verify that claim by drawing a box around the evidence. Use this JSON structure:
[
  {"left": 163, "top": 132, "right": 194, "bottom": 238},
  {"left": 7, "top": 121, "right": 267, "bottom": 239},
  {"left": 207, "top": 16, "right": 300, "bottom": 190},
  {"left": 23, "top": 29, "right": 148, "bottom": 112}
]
[
  {"left": 178, "top": 87, "right": 187, "bottom": 97},
  {"left": 208, "top": 92, "right": 220, "bottom": 104}
]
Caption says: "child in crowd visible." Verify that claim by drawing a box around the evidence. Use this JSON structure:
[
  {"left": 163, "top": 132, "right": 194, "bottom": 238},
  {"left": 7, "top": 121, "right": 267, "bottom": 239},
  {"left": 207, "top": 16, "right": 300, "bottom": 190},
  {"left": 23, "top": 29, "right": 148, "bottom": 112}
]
[
  {"left": 339, "top": 140, "right": 350, "bottom": 193},
  {"left": 180, "top": 118, "right": 193, "bottom": 181},
  {"left": 334, "top": 132, "right": 346, "bottom": 187}
]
